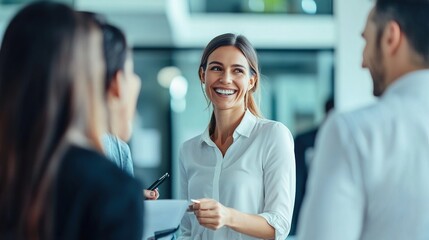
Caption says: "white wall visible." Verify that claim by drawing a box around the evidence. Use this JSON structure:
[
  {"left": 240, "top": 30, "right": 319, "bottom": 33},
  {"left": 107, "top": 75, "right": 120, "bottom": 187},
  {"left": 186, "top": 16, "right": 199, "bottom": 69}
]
[
  {"left": 334, "top": 0, "right": 375, "bottom": 111},
  {"left": 0, "top": 5, "right": 20, "bottom": 45},
  {"left": 167, "top": 0, "right": 335, "bottom": 49}
]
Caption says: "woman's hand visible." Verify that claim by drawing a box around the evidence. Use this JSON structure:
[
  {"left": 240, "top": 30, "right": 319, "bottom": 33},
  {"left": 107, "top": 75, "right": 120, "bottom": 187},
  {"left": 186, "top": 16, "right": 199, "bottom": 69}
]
[
  {"left": 144, "top": 189, "right": 159, "bottom": 200},
  {"left": 192, "top": 198, "right": 232, "bottom": 230},
  {"left": 191, "top": 198, "right": 275, "bottom": 238}
]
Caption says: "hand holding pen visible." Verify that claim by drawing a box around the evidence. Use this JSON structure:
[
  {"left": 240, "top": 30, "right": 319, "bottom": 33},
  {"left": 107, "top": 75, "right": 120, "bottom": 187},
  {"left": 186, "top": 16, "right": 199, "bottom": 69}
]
[
  {"left": 145, "top": 172, "right": 169, "bottom": 200},
  {"left": 144, "top": 189, "right": 159, "bottom": 200}
]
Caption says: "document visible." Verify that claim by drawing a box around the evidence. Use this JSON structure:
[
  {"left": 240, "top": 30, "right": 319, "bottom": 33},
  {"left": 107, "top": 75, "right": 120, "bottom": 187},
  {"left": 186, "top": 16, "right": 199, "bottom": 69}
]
[{"left": 143, "top": 199, "right": 188, "bottom": 240}]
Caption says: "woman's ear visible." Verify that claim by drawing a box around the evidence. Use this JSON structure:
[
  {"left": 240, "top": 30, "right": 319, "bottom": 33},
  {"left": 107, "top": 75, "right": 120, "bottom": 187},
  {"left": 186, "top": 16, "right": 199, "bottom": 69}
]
[
  {"left": 107, "top": 71, "right": 123, "bottom": 99},
  {"left": 199, "top": 67, "right": 205, "bottom": 84},
  {"left": 248, "top": 75, "right": 256, "bottom": 91}
]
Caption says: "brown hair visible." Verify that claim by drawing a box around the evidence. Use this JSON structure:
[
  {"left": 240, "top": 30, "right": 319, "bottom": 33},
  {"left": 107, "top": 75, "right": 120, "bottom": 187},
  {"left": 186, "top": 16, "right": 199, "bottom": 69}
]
[
  {"left": 199, "top": 33, "right": 262, "bottom": 134},
  {"left": 372, "top": 0, "right": 429, "bottom": 64},
  {"left": 0, "top": 2, "right": 106, "bottom": 239}
]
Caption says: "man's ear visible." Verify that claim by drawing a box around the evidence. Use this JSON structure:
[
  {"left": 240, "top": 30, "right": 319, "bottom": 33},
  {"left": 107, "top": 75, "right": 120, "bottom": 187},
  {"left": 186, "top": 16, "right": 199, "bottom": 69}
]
[
  {"left": 199, "top": 67, "right": 205, "bottom": 84},
  {"left": 107, "top": 71, "right": 123, "bottom": 99},
  {"left": 383, "top": 20, "right": 402, "bottom": 56}
]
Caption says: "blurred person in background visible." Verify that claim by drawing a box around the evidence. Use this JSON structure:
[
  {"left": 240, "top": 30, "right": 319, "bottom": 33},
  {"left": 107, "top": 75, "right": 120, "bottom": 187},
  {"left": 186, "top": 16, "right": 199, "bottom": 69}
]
[
  {"left": 94, "top": 17, "right": 159, "bottom": 200},
  {"left": 298, "top": 0, "right": 429, "bottom": 239},
  {"left": 290, "top": 97, "right": 333, "bottom": 235},
  {"left": 0, "top": 2, "right": 143, "bottom": 239}
]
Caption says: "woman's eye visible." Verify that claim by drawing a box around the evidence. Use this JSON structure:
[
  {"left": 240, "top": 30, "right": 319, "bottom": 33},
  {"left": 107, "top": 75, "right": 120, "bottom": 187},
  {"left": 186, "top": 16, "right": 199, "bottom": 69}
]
[
  {"left": 210, "top": 66, "right": 221, "bottom": 71},
  {"left": 234, "top": 68, "right": 244, "bottom": 74}
]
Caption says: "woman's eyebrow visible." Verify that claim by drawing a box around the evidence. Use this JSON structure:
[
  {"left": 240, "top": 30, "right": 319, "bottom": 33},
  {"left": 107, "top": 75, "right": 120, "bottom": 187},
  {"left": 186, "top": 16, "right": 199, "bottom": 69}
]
[
  {"left": 208, "top": 61, "right": 223, "bottom": 66},
  {"left": 208, "top": 61, "right": 246, "bottom": 69},
  {"left": 231, "top": 64, "right": 246, "bottom": 68}
]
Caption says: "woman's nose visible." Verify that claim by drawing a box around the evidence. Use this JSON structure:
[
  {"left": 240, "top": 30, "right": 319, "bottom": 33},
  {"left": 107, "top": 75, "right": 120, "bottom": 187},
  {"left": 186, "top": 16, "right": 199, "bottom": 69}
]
[{"left": 220, "top": 71, "right": 233, "bottom": 84}]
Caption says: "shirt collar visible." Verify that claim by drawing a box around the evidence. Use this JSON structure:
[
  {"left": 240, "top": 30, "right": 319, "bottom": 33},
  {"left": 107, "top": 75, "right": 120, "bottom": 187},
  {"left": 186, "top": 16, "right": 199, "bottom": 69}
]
[
  {"left": 383, "top": 69, "right": 429, "bottom": 102},
  {"left": 199, "top": 109, "right": 258, "bottom": 146},
  {"left": 235, "top": 109, "right": 258, "bottom": 138}
]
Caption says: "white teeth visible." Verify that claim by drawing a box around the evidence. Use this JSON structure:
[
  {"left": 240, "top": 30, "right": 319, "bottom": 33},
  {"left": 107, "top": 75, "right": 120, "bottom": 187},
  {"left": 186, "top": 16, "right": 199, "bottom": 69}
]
[{"left": 215, "top": 88, "right": 236, "bottom": 95}]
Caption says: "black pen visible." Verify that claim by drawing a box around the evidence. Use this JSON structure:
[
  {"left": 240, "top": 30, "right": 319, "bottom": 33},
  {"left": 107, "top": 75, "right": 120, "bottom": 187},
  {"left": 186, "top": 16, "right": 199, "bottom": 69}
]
[{"left": 147, "top": 172, "right": 170, "bottom": 191}]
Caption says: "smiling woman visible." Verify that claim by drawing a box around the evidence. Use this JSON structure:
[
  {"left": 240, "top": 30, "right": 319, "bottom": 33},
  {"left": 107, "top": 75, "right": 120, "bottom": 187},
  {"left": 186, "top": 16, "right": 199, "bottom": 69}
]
[
  {"left": 178, "top": 33, "right": 296, "bottom": 240},
  {"left": 198, "top": 34, "right": 261, "bottom": 140},
  {"left": 202, "top": 46, "right": 254, "bottom": 115}
]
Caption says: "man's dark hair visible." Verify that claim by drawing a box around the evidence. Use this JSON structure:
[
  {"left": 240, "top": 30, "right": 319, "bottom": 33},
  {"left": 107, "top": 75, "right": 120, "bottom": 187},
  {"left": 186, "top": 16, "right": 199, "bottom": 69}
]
[{"left": 373, "top": 0, "right": 429, "bottom": 63}]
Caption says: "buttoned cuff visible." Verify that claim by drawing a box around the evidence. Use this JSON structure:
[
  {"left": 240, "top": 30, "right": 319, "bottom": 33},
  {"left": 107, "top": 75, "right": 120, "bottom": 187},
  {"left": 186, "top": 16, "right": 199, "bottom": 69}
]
[{"left": 259, "top": 212, "right": 291, "bottom": 240}]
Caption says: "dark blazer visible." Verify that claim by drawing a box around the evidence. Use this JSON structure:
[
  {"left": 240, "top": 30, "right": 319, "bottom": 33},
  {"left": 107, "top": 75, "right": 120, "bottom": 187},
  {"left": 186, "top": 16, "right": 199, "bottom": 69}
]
[{"left": 55, "top": 146, "right": 143, "bottom": 240}]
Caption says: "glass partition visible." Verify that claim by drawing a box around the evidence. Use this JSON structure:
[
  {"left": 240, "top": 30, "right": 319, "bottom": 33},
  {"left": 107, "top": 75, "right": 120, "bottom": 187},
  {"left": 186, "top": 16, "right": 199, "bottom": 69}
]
[{"left": 189, "top": 0, "right": 333, "bottom": 15}]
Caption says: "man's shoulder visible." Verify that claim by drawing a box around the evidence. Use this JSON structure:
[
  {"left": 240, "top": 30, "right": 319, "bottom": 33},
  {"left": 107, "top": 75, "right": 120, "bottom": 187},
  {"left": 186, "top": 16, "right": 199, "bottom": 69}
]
[{"left": 329, "top": 102, "right": 387, "bottom": 133}]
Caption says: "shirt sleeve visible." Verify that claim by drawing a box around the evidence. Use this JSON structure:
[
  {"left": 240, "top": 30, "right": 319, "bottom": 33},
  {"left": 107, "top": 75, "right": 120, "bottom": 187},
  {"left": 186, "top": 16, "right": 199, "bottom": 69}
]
[
  {"left": 297, "top": 113, "right": 365, "bottom": 240},
  {"left": 177, "top": 145, "right": 192, "bottom": 240},
  {"left": 259, "top": 122, "right": 296, "bottom": 240}
]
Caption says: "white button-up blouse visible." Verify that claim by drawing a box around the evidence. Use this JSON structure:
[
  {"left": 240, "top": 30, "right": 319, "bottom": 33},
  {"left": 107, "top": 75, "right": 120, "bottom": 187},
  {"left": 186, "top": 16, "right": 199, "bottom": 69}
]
[{"left": 178, "top": 110, "right": 296, "bottom": 240}]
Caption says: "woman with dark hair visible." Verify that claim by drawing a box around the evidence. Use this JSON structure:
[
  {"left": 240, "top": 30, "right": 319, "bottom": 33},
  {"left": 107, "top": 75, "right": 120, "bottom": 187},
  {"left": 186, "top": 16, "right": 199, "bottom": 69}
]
[
  {"left": 98, "top": 22, "right": 159, "bottom": 199},
  {"left": 179, "top": 33, "right": 295, "bottom": 239},
  {"left": 0, "top": 2, "right": 143, "bottom": 240}
]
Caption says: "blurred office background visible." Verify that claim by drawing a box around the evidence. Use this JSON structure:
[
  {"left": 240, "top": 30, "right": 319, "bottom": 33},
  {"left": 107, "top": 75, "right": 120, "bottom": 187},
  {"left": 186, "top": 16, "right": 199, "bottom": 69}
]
[{"left": 0, "top": 0, "right": 374, "bottom": 237}]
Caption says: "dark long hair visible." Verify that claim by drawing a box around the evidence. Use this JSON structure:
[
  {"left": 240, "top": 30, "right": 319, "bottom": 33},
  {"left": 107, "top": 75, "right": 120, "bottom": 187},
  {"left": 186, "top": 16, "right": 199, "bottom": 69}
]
[
  {"left": 199, "top": 33, "right": 262, "bottom": 134},
  {"left": 0, "top": 2, "right": 105, "bottom": 239},
  {"left": 79, "top": 13, "right": 128, "bottom": 91},
  {"left": 79, "top": 12, "right": 129, "bottom": 137},
  {"left": 102, "top": 23, "right": 128, "bottom": 90}
]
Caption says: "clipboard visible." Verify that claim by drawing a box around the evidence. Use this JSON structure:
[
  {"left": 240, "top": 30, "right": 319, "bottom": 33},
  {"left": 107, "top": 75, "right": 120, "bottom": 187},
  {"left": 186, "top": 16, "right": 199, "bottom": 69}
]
[{"left": 142, "top": 200, "right": 188, "bottom": 240}]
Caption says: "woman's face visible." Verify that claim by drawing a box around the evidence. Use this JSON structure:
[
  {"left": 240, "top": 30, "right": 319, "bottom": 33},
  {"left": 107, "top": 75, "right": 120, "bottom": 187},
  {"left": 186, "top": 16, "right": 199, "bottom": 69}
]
[
  {"left": 114, "top": 54, "right": 141, "bottom": 141},
  {"left": 201, "top": 46, "right": 255, "bottom": 112}
]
